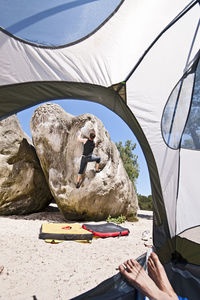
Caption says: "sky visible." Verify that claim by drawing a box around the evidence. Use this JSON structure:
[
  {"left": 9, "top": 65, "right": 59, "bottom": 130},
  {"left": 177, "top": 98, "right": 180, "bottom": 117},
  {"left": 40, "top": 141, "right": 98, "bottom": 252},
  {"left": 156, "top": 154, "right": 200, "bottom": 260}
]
[{"left": 17, "top": 100, "right": 151, "bottom": 196}]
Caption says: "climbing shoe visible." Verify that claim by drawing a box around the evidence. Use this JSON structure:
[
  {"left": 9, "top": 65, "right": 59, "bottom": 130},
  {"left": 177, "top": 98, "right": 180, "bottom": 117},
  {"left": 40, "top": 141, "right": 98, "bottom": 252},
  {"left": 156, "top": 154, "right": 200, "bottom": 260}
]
[{"left": 76, "top": 182, "right": 80, "bottom": 188}]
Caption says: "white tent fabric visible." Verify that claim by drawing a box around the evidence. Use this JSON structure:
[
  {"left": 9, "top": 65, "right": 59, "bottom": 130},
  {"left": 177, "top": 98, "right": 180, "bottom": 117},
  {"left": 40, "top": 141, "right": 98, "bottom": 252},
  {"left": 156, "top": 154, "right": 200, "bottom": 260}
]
[
  {"left": 126, "top": 4, "right": 200, "bottom": 238},
  {"left": 0, "top": 0, "right": 200, "bottom": 270},
  {"left": 177, "top": 149, "right": 200, "bottom": 235},
  {"left": 1, "top": 1, "right": 198, "bottom": 87}
]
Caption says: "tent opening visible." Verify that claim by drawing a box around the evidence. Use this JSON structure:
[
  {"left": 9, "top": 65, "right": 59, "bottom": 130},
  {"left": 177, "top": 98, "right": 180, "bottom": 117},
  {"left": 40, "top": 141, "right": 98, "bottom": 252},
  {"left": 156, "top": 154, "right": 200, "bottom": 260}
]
[{"left": 17, "top": 98, "right": 152, "bottom": 200}]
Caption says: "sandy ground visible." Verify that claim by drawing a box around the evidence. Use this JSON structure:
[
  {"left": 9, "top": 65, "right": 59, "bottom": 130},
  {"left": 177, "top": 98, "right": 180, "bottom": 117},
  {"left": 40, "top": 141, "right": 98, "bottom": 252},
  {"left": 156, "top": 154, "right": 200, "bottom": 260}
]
[{"left": 0, "top": 205, "right": 153, "bottom": 300}]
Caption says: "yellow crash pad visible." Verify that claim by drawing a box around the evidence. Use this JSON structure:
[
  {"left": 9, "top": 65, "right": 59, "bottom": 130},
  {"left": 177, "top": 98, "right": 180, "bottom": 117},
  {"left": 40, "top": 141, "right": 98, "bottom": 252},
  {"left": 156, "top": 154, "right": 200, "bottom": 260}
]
[{"left": 39, "top": 223, "right": 93, "bottom": 241}]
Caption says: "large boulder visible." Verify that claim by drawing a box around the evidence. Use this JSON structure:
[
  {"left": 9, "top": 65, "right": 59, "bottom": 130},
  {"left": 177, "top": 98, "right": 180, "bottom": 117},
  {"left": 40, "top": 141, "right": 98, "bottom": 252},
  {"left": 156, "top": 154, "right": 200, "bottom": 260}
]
[
  {"left": 0, "top": 115, "right": 52, "bottom": 215},
  {"left": 31, "top": 103, "right": 138, "bottom": 220}
]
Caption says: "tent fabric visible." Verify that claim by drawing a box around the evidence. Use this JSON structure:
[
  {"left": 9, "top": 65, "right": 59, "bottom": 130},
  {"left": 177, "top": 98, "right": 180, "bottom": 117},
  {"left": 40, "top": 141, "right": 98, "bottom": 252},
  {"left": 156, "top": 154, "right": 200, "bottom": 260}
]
[
  {"left": 0, "top": 0, "right": 200, "bottom": 280},
  {"left": 165, "top": 262, "right": 200, "bottom": 299},
  {"left": 82, "top": 223, "right": 129, "bottom": 238},
  {"left": 1, "top": 1, "right": 198, "bottom": 88},
  {"left": 39, "top": 223, "right": 93, "bottom": 241},
  {"left": 0, "top": 0, "right": 123, "bottom": 47},
  {"left": 126, "top": 9, "right": 200, "bottom": 242},
  {"left": 179, "top": 225, "right": 200, "bottom": 244},
  {"left": 71, "top": 254, "right": 200, "bottom": 300},
  {"left": 71, "top": 254, "right": 147, "bottom": 300},
  {"left": 71, "top": 272, "right": 136, "bottom": 300},
  {"left": 177, "top": 148, "right": 200, "bottom": 234}
]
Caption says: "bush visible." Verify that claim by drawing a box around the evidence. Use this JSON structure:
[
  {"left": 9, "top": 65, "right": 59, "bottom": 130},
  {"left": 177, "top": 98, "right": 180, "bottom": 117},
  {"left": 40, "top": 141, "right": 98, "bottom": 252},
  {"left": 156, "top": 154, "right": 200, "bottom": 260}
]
[
  {"left": 106, "top": 214, "right": 126, "bottom": 224},
  {"left": 138, "top": 194, "right": 152, "bottom": 211},
  {"left": 115, "top": 140, "right": 139, "bottom": 191}
]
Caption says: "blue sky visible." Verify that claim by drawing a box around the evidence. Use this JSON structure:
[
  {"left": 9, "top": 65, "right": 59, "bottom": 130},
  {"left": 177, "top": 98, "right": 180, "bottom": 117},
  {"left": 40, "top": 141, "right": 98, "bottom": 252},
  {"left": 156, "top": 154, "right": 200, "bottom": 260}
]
[{"left": 17, "top": 100, "right": 151, "bottom": 196}]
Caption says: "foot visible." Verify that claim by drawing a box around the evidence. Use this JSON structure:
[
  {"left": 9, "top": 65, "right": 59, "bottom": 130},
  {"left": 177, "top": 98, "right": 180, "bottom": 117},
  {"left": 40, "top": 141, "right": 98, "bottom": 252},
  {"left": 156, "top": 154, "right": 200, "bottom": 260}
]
[
  {"left": 95, "top": 170, "right": 100, "bottom": 173},
  {"left": 148, "top": 253, "right": 178, "bottom": 299},
  {"left": 118, "top": 259, "right": 171, "bottom": 300},
  {"left": 76, "top": 182, "right": 80, "bottom": 189}
]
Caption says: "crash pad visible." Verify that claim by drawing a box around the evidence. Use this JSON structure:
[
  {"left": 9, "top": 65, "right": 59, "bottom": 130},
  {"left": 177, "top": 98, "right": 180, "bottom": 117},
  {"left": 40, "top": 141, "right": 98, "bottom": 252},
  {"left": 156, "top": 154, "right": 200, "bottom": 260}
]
[
  {"left": 82, "top": 222, "right": 130, "bottom": 238},
  {"left": 39, "top": 223, "right": 93, "bottom": 241}
]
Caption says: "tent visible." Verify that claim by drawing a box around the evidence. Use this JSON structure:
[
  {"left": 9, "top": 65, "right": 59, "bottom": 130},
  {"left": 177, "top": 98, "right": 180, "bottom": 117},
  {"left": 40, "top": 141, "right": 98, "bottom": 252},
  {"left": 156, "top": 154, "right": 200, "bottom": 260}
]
[{"left": 0, "top": 0, "right": 200, "bottom": 298}]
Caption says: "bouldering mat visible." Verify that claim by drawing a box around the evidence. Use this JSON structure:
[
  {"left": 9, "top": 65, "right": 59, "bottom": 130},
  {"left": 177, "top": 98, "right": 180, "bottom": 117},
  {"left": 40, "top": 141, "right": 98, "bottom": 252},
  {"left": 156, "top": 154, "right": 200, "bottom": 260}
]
[
  {"left": 82, "top": 223, "right": 130, "bottom": 238},
  {"left": 39, "top": 223, "right": 93, "bottom": 241}
]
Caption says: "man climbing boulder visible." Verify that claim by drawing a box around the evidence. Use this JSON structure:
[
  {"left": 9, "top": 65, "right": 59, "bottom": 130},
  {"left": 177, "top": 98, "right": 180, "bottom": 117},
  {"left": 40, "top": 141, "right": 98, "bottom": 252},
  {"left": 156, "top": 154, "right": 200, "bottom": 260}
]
[
  {"left": 30, "top": 103, "right": 138, "bottom": 221},
  {"left": 76, "top": 130, "right": 101, "bottom": 188}
]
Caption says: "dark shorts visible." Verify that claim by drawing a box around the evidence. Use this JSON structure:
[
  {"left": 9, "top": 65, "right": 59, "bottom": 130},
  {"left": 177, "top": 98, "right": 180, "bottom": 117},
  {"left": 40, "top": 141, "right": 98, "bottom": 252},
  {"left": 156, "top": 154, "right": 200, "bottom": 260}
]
[{"left": 78, "top": 155, "right": 101, "bottom": 174}]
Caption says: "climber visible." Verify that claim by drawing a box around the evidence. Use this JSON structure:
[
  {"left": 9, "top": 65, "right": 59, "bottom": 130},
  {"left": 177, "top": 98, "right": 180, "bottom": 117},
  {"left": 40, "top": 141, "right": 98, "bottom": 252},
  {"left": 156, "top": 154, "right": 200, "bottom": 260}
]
[{"left": 76, "top": 130, "right": 101, "bottom": 188}]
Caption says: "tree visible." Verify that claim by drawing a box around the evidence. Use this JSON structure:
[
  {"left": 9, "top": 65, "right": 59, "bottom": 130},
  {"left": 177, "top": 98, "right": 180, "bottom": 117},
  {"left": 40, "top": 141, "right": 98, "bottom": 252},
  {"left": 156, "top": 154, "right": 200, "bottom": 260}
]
[
  {"left": 137, "top": 194, "right": 152, "bottom": 211},
  {"left": 115, "top": 140, "right": 139, "bottom": 191}
]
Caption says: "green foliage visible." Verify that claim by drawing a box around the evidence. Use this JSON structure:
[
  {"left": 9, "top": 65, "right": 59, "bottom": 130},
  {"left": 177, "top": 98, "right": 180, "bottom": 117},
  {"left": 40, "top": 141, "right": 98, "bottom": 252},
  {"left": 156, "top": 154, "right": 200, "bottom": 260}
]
[
  {"left": 138, "top": 194, "right": 152, "bottom": 211},
  {"left": 115, "top": 140, "right": 139, "bottom": 191},
  {"left": 126, "top": 211, "right": 139, "bottom": 222},
  {"left": 106, "top": 214, "right": 126, "bottom": 224}
]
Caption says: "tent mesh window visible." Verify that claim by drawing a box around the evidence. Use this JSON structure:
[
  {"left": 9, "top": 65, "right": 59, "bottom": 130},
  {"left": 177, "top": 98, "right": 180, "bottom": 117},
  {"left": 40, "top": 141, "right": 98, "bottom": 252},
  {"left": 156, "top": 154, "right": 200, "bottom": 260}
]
[
  {"left": 0, "top": 0, "right": 123, "bottom": 47},
  {"left": 162, "top": 74, "right": 194, "bottom": 149},
  {"left": 181, "top": 58, "right": 200, "bottom": 150}
]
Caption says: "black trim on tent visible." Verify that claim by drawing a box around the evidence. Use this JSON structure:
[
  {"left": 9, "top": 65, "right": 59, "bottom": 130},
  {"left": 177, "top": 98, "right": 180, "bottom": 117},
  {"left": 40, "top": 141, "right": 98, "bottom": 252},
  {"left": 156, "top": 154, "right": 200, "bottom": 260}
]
[
  {"left": 111, "top": 82, "right": 126, "bottom": 103},
  {"left": 157, "top": 233, "right": 200, "bottom": 266},
  {"left": 0, "top": 80, "right": 170, "bottom": 255},
  {"left": 175, "top": 235, "right": 200, "bottom": 266},
  {"left": 0, "top": 0, "right": 125, "bottom": 49}
]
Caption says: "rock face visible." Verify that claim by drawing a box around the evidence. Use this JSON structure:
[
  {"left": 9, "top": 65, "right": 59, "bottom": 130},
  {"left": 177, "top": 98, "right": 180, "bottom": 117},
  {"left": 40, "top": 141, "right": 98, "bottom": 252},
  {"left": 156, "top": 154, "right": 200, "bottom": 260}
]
[
  {"left": 0, "top": 115, "right": 52, "bottom": 215},
  {"left": 31, "top": 103, "right": 138, "bottom": 220}
]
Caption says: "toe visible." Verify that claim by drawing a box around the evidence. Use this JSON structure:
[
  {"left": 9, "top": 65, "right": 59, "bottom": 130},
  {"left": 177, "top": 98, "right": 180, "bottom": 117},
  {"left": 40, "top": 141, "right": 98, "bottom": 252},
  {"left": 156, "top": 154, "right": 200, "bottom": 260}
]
[{"left": 150, "top": 252, "right": 159, "bottom": 261}]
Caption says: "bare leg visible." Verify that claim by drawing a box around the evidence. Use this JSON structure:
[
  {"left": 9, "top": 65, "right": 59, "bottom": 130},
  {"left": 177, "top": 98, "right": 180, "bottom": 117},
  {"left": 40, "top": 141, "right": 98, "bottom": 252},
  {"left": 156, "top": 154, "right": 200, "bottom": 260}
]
[
  {"left": 77, "top": 174, "right": 82, "bottom": 183},
  {"left": 95, "top": 163, "right": 100, "bottom": 172},
  {"left": 119, "top": 259, "right": 173, "bottom": 300},
  {"left": 148, "top": 253, "right": 178, "bottom": 299}
]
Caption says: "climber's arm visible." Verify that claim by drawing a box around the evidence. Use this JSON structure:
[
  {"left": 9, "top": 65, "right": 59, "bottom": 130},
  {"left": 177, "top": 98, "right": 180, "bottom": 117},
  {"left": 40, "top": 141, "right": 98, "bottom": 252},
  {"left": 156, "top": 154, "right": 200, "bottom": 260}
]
[{"left": 77, "top": 132, "right": 87, "bottom": 144}]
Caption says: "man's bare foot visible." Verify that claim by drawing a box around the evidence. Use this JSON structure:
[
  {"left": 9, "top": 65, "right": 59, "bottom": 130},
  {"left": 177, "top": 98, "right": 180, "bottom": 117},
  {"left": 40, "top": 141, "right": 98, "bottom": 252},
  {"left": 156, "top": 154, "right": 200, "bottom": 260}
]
[
  {"left": 148, "top": 253, "right": 178, "bottom": 299},
  {"left": 119, "top": 259, "right": 172, "bottom": 300}
]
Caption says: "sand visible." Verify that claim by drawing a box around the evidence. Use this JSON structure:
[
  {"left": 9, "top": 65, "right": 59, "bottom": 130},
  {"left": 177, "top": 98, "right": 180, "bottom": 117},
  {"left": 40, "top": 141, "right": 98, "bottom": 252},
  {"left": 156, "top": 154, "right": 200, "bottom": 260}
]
[{"left": 0, "top": 205, "right": 153, "bottom": 300}]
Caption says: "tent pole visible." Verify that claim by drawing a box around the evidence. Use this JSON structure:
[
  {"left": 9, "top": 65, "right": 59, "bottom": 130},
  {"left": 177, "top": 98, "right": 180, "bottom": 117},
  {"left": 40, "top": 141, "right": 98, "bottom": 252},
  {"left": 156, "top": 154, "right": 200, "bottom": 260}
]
[{"left": 184, "top": 18, "right": 200, "bottom": 73}]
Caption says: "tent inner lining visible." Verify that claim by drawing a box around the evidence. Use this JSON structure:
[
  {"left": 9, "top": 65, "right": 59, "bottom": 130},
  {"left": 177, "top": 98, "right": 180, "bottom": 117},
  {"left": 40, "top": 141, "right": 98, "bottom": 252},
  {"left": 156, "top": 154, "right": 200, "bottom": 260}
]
[{"left": 179, "top": 226, "right": 200, "bottom": 243}]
